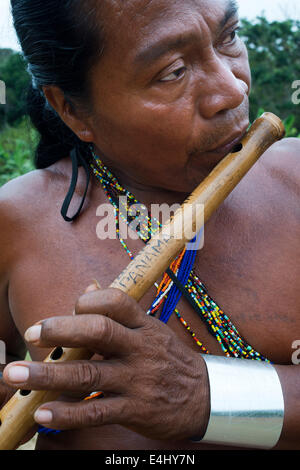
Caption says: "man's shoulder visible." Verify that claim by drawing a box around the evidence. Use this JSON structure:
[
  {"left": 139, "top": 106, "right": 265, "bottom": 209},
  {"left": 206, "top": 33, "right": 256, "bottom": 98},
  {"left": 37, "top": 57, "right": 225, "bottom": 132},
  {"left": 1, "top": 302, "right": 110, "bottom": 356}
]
[
  {"left": 259, "top": 137, "right": 300, "bottom": 183},
  {"left": 0, "top": 168, "right": 53, "bottom": 219},
  {"left": 248, "top": 137, "right": 299, "bottom": 210},
  {"left": 230, "top": 136, "right": 299, "bottom": 246},
  {"left": 0, "top": 167, "right": 66, "bottom": 275},
  {"left": 265, "top": 136, "right": 300, "bottom": 155}
]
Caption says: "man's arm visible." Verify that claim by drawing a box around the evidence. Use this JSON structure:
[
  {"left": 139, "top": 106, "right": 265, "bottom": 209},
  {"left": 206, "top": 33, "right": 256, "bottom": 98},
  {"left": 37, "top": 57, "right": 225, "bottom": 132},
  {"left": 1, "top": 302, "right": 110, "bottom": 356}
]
[
  {"left": 263, "top": 137, "right": 300, "bottom": 449},
  {"left": 275, "top": 365, "right": 300, "bottom": 449},
  {"left": 0, "top": 183, "right": 27, "bottom": 405}
]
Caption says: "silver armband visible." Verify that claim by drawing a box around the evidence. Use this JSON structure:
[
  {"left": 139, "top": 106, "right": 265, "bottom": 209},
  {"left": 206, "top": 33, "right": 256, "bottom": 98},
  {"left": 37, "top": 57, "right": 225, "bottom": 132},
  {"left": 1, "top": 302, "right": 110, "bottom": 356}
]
[{"left": 193, "top": 355, "right": 284, "bottom": 449}]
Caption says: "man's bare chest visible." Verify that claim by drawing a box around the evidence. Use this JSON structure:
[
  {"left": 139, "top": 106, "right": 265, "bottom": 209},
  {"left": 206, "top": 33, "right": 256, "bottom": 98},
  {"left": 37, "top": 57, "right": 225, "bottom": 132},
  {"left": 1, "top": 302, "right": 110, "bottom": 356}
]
[{"left": 8, "top": 208, "right": 295, "bottom": 366}]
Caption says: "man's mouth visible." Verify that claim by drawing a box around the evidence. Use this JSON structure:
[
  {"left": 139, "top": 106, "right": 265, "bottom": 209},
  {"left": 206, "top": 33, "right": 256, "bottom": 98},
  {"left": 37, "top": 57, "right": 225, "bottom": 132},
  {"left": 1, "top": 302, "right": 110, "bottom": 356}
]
[{"left": 205, "top": 127, "right": 248, "bottom": 156}]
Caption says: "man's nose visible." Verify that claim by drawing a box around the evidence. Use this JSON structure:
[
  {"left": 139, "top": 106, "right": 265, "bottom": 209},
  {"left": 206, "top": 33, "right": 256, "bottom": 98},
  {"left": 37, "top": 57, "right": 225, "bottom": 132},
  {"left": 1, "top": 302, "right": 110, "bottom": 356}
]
[{"left": 197, "top": 57, "right": 247, "bottom": 119}]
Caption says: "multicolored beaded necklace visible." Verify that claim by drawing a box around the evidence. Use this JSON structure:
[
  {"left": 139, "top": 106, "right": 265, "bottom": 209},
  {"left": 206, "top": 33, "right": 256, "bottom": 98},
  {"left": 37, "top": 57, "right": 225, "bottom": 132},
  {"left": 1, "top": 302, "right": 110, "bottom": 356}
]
[{"left": 90, "top": 150, "right": 270, "bottom": 363}]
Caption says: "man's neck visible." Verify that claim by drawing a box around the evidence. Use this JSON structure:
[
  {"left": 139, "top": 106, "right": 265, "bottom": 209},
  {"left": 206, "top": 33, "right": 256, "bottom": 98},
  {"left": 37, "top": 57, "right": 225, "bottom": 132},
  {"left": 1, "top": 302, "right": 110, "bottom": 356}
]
[{"left": 108, "top": 165, "right": 191, "bottom": 210}]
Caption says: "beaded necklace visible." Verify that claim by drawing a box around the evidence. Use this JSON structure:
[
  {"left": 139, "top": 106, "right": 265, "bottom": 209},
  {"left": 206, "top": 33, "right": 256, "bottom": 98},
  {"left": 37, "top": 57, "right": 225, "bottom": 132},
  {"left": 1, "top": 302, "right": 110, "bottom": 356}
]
[{"left": 90, "top": 151, "right": 269, "bottom": 363}]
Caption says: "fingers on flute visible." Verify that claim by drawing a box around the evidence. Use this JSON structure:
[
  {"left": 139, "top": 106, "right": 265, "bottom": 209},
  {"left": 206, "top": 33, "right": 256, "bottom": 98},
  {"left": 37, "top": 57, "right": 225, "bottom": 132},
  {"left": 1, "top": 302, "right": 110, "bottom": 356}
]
[
  {"left": 3, "top": 360, "right": 129, "bottom": 394},
  {"left": 24, "top": 314, "right": 140, "bottom": 357},
  {"left": 34, "top": 397, "right": 130, "bottom": 430},
  {"left": 24, "top": 288, "right": 146, "bottom": 348},
  {"left": 74, "top": 288, "right": 146, "bottom": 328}
]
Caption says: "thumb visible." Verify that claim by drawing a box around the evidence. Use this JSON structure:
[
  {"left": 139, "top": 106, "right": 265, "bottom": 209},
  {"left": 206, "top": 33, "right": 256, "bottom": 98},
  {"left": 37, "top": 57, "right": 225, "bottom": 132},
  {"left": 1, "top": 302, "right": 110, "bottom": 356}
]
[{"left": 72, "top": 280, "right": 101, "bottom": 316}]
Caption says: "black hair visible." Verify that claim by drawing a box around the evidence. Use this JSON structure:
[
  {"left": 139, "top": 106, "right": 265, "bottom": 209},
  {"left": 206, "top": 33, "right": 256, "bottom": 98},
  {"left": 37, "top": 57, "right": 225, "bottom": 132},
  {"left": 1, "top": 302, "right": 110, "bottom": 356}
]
[{"left": 11, "top": 0, "right": 105, "bottom": 170}]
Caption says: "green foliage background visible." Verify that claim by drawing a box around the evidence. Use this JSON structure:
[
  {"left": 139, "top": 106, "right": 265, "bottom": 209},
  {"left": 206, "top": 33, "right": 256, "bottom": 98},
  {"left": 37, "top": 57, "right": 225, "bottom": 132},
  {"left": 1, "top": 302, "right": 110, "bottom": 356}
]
[
  {"left": 0, "top": 16, "right": 299, "bottom": 187},
  {"left": 241, "top": 17, "right": 300, "bottom": 136}
]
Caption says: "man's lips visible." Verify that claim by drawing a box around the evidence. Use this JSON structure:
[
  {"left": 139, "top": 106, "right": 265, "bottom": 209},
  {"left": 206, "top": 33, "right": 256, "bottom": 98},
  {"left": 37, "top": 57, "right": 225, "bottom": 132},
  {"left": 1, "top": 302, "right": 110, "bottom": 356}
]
[{"left": 205, "top": 128, "right": 248, "bottom": 156}]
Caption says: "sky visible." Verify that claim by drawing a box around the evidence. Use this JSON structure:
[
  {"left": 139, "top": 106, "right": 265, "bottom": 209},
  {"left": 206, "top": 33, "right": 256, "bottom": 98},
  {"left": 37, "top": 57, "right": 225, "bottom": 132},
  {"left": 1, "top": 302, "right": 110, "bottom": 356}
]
[{"left": 0, "top": 0, "right": 299, "bottom": 51}]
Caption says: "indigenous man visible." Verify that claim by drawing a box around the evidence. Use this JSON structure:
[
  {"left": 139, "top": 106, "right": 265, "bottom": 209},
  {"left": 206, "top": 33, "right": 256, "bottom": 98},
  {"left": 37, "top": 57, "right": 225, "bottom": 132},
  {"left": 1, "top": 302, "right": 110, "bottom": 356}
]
[{"left": 0, "top": 0, "right": 299, "bottom": 450}]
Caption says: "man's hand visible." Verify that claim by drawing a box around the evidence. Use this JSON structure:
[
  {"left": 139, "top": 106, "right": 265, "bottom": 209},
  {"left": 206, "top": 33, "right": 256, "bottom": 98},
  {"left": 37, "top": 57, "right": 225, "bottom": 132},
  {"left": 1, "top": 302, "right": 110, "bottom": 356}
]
[{"left": 3, "top": 288, "right": 210, "bottom": 441}]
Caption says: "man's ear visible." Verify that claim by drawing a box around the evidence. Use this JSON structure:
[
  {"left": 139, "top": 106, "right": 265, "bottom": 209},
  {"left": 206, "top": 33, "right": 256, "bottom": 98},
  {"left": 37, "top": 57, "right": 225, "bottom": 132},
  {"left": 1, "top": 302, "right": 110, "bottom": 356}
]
[{"left": 43, "top": 85, "right": 95, "bottom": 143}]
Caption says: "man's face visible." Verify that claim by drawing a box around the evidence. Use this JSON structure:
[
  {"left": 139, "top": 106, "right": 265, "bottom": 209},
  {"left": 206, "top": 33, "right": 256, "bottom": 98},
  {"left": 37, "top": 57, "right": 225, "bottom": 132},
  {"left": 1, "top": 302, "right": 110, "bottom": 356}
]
[{"left": 89, "top": 0, "right": 251, "bottom": 193}]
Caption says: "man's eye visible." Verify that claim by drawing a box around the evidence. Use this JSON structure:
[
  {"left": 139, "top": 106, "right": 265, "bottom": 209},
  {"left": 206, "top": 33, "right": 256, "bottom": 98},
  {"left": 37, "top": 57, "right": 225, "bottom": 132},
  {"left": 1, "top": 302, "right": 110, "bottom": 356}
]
[
  {"left": 159, "top": 66, "right": 187, "bottom": 83},
  {"left": 223, "top": 28, "right": 240, "bottom": 45}
]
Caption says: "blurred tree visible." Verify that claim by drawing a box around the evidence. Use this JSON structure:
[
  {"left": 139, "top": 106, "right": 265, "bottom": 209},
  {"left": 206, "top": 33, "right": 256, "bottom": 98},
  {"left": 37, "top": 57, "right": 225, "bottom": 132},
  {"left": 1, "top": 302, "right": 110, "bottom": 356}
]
[
  {"left": 0, "top": 50, "right": 30, "bottom": 129},
  {"left": 240, "top": 18, "right": 300, "bottom": 129},
  {"left": 0, "top": 48, "right": 14, "bottom": 64}
]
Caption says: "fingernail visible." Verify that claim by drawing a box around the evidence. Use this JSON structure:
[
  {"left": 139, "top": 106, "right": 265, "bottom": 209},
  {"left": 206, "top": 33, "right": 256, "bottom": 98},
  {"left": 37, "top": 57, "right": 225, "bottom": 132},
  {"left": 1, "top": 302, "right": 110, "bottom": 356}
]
[
  {"left": 24, "top": 325, "right": 42, "bottom": 343},
  {"left": 34, "top": 409, "right": 53, "bottom": 425},
  {"left": 92, "top": 279, "right": 101, "bottom": 289},
  {"left": 7, "top": 365, "right": 29, "bottom": 383},
  {"left": 85, "top": 280, "right": 101, "bottom": 293}
]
